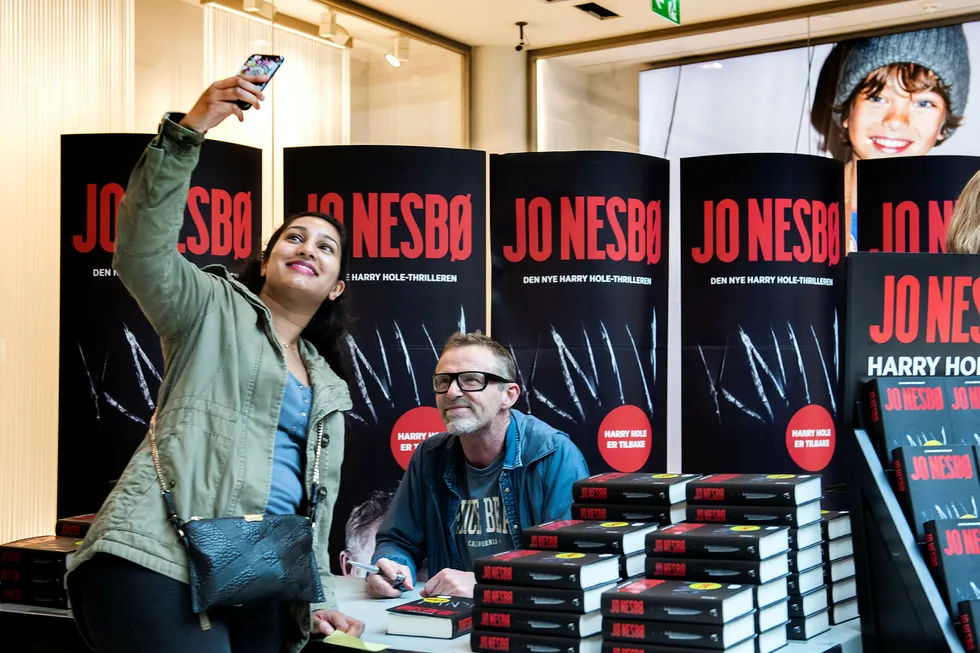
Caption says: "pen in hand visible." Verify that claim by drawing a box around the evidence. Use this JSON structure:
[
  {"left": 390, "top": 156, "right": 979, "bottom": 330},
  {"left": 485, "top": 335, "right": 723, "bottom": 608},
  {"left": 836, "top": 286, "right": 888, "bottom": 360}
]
[{"left": 351, "top": 561, "right": 407, "bottom": 590}]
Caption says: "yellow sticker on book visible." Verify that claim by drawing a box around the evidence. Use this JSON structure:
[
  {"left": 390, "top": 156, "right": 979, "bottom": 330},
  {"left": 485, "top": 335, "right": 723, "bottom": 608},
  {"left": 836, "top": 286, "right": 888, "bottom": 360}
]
[
  {"left": 651, "top": 474, "right": 678, "bottom": 478},
  {"left": 689, "top": 582, "right": 722, "bottom": 590},
  {"left": 600, "top": 521, "right": 629, "bottom": 528},
  {"left": 730, "top": 526, "right": 760, "bottom": 532},
  {"left": 766, "top": 474, "right": 796, "bottom": 479},
  {"left": 421, "top": 597, "right": 450, "bottom": 604},
  {"left": 555, "top": 552, "right": 585, "bottom": 559},
  {"left": 322, "top": 632, "right": 388, "bottom": 651}
]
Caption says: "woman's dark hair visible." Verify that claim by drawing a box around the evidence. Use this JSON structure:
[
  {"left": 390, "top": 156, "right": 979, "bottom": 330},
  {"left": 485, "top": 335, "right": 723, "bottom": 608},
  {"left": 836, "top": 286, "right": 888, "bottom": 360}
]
[{"left": 238, "top": 211, "right": 355, "bottom": 382}]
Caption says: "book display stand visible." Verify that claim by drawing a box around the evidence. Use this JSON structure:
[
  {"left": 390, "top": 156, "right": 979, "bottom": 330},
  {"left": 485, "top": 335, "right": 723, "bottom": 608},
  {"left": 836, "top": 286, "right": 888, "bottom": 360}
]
[{"left": 846, "top": 428, "right": 964, "bottom": 653}]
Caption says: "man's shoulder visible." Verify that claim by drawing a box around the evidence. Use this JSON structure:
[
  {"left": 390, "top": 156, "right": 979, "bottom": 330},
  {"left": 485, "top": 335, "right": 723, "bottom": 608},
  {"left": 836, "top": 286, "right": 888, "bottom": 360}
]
[{"left": 512, "top": 410, "right": 579, "bottom": 461}]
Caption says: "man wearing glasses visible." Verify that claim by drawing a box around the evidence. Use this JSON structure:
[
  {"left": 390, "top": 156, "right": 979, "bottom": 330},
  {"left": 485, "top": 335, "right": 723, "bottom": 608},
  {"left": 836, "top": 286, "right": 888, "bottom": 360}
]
[{"left": 366, "top": 331, "right": 589, "bottom": 599}]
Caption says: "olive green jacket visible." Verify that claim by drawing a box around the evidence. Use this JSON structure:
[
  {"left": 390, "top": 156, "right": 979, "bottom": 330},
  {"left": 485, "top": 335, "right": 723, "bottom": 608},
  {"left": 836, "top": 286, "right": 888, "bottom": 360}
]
[{"left": 66, "top": 114, "right": 352, "bottom": 651}]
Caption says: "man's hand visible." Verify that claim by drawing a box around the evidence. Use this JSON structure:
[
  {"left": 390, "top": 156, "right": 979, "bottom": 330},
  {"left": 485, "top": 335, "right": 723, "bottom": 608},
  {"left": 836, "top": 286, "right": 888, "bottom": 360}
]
[
  {"left": 365, "top": 558, "right": 414, "bottom": 599},
  {"left": 311, "top": 610, "right": 365, "bottom": 637},
  {"left": 179, "top": 74, "right": 268, "bottom": 134},
  {"left": 420, "top": 569, "right": 476, "bottom": 599}
]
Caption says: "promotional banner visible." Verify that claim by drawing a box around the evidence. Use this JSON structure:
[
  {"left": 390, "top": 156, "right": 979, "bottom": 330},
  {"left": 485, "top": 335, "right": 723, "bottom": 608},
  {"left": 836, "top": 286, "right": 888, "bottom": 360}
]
[
  {"left": 282, "top": 145, "right": 487, "bottom": 576},
  {"left": 59, "top": 134, "right": 262, "bottom": 518},
  {"left": 490, "top": 151, "right": 669, "bottom": 476},
  {"left": 681, "top": 154, "right": 843, "bottom": 476},
  {"left": 842, "top": 252, "right": 980, "bottom": 429},
  {"left": 857, "top": 156, "right": 980, "bottom": 253}
]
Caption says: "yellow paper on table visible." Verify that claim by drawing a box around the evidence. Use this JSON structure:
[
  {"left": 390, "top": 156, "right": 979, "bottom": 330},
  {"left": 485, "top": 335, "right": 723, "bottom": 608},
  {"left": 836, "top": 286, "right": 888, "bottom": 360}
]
[{"left": 322, "top": 631, "right": 388, "bottom": 651}]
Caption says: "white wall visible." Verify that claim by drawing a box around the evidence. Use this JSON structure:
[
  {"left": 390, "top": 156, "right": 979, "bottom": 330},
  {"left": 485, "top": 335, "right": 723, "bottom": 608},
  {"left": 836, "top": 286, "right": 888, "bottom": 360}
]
[{"left": 537, "top": 59, "right": 643, "bottom": 152}]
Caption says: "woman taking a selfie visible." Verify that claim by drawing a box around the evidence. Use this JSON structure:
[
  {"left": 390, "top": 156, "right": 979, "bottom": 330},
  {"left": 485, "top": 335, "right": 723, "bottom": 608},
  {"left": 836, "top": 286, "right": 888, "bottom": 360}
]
[{"left": 65, "top": 72, "right": 364, "bottom": 652}]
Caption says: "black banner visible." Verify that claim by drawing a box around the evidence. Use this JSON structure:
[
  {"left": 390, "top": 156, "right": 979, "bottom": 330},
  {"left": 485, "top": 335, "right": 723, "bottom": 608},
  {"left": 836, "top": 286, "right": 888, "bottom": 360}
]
[
  {"left": 843, "top": 252, "right": 980, "bottom": 428},
  {"left": 59, "top": 134, "right": 262, "bottom": 518},
  {"left": 680, "top": 154, "right": 843, "bottom": 476},
  {"left": 282, "top": 145, "right": 487, "bottom": 576},
  {"left": 857, "top": 156, "right": 980, "bottom": 253},
  {"left": 490, "top": 151, "right": 669, "bottom": 475}
]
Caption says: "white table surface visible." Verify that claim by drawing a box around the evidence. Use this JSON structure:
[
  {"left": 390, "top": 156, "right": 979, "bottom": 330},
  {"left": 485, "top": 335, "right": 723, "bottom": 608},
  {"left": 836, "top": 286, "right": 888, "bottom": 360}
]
[{"left": 330, "top": 576, "right": 864, "bottom": 653}]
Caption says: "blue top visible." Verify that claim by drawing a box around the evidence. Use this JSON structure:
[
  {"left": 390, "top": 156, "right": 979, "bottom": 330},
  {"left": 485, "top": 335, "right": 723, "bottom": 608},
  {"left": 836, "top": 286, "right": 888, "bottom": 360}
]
[
  {"left": 372, "top": 409, "right": 590, "bottom": 579},
  {"left": 267, "top": 373, "right": 312, "bottom": 515}
]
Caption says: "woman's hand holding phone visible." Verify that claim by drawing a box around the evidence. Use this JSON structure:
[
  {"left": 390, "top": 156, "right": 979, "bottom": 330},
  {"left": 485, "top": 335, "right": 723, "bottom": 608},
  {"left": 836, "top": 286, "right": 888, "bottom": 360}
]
[{"left": 179, "top": 74, "right": 268, "bottom": 134}]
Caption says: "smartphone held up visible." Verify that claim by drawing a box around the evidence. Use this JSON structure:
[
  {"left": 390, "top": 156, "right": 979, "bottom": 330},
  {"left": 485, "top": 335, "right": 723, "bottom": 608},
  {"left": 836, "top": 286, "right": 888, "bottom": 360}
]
[{"left": 237, "top": 54, "right": 284, "bottom": 110}]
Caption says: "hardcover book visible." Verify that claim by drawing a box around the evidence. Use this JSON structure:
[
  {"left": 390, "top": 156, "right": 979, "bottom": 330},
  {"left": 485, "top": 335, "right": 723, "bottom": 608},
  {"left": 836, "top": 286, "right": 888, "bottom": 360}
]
[
  {"left": 686, "top": 474, "right": 821, "bottom": 506},
  {"left": 599, "top": 578, "right": 754, "bottom": 624},
  {"left": 386, "top": 596, "right": 474, "bottom": 639},
  {"left": 645, "top": 523, "right": 789, "bottom": 561},
  {"left": 521, "top": 520, "right": 658, "bottom": 555},
  {"left": 473, "top": 550, "right": 621, "bottom": 589},
  {"left": 572, "top": 473, "right": 700, "bottom": 505},
  {"left": 892, "top": 445, "right": 980, "bottom": 541}
]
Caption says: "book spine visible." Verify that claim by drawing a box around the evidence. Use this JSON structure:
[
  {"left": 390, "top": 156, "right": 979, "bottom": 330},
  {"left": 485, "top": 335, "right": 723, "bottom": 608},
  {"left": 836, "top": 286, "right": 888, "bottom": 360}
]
[
  {"left": 961, "top": 608, "right": 977, "bottom": 651},
  {"left": 645, "top": 534, "right": 757, "bottom": 560},
  {"left": 892, "top": 453, "right": 919, "bottom": 539},
  {"left": 644, "top": 557, "right": 760, "bottom": 584},
  {"left": 866, "top": 381, "right": 889, "bottom": 465},
  {"left": 923, "top": 522, "right": 952, "bottom": 612},
  {"left": 600, "top": 592, "right": 722, "bottom": 624}
]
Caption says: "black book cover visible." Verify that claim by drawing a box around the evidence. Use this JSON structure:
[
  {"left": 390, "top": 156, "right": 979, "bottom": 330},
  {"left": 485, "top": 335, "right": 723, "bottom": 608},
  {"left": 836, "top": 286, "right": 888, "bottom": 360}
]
[
  {"left": 474, "top": 583, "right": 613, "bottom": 614},
  {"left": 600, "top": 641, "right": 756, "bottom": 653},
  {"left": 471, "top": 631, "right": 600, "bottom": 653},
  {"left": 819, "top": 509, "right": 851, "bottom": 540},
  {"left": 473, "top": 550, "right": 620, "bottom": 589},
  {"left": 521, "top": 520, "right": 657, "bottom": 555},
  {"left": 686, "top": 474, "right": 821, "bottom": 506},
  {"left": 473, "top": 606, "right": 599, "bottom": 638},
  {"left": 787, "top": 608, "right": 830, "bottom": 640},
  {"left": 572, "top": 473, "right": 700, "bottom": 506},
  {"left": 959, "top": 599, "right": 980, "bottom": 651},
  {"left": 865, "top": 377, "right": 975, "bottom": 467},
  {"left": 572, "top": 503, "right": 684, "bottom": 524},
  {"left": 645, "top": 523, "right": 788, "bottom": 561},
  {"left": 787, "top": 587, "right": 827, "bottom": 619},
  {"left": 602, "top": 613, "right": 755, "bottom": 649},
  {"left": 787, "top": 565, "right": 825, "bottom": 596},
  {"left": 946, "top": 378, "right": 980, "bottom": 446},
  {"left": 600, "top": 578, "right": 754, "bottom": 625},
  {"left": 54, "top": 514, "right": 96, "bottom": 539},
  {"left": 924, "top": 519, "right": 980, "bottom": 619},
  {"left": 385, "top": 596, "right": 474, "bottom": 639},
  {"left": 0, "top": 536, "right": 79, "bottom": 571},
  {"left": 643, "top": 555, "right": 787, "bottom": 585},
  {"left": 686, "top": 501, "right": 821, "bottom": 528},
  {"left": 893, "top": 445, "right": 980, "bottom": 541}
]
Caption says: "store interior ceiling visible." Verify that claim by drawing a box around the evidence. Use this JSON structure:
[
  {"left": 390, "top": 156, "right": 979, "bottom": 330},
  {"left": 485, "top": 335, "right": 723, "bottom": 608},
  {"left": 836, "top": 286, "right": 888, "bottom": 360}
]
[{"left": 252, "top": 0, "right": 980, "bottom": 70}]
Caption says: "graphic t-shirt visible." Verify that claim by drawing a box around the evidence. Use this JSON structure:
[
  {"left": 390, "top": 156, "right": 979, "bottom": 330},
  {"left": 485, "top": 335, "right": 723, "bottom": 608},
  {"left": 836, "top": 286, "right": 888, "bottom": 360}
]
[{"left": 455, "top": 452, "right": 512, "bottom": 570}]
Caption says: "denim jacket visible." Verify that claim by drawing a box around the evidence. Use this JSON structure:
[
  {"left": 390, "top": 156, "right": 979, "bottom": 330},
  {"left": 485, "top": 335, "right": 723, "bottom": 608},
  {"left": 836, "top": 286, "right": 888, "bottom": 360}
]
[{"left": 372, "top": 409, "right": 590, "bottom": 582}]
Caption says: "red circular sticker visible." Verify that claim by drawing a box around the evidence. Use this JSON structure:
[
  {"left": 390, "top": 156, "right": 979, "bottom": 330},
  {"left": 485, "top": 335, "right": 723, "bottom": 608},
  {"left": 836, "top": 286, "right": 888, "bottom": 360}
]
[
  {"left": 598, "top": 405, "right": 652, "bottom": 472},
  {"left": 390, "top": 406, "right": 445, "bottom": 470},
  {"left": 785, "top": 404, "right": 836, "bottom": 471}
]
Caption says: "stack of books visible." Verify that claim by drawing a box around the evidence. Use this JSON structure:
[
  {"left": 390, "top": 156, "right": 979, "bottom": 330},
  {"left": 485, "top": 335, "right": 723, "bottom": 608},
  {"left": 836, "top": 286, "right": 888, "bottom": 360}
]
[
  {"left": 679, "top": 473, "right": 826, "bottom": 645},
  {"left": 470, "top": 550, "right": 621, "bottom": 653},
  {"left": 570, "top": 473, "right": 699, "bottom": 579},
  {"left": 820, "top": 509, "right": 859, "bottom": 628},
  {"left": 600, "top": 579, "right": 760, "bottom": 652},
  {"left": 644, "top": 520, "right": 790, "bottom": 652},
  {"left": 0, "top": 536, "right": 80, "bottom": 610}
]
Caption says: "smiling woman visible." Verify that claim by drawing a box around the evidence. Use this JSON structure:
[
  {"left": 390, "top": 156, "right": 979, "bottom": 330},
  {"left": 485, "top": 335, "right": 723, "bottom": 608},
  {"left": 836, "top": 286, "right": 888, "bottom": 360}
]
[{"left": 63, "top": 74, "right": 364, "bottom": 653}]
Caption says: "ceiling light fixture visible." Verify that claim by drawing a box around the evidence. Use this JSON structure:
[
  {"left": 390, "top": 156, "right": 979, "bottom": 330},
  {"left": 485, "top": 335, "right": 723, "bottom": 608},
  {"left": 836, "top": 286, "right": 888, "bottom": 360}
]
[
  {"left": 385, "top": 35, "right": 409, "bottom": 68},
  {"left": 318, "top": 11, "right": 351, "bottom": 47},
  {"left": 700, "top": 62, "right": 723, "bottom": 70}
]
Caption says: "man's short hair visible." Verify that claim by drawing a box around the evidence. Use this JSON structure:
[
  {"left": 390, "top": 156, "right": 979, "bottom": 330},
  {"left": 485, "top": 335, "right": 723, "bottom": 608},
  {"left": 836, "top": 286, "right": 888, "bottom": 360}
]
[
  {"left": 442, "top": 330, "right": 517, "bottom": 383},
  {"left": 345, "top": 489, "right": 395, "bottom": 556}
]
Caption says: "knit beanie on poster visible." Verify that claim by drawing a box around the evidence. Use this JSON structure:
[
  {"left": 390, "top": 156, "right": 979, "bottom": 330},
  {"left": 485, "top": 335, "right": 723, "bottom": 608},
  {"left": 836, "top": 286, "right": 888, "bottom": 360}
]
[{"left": 833, "top": 25, "right": 971, "bottom": 133}]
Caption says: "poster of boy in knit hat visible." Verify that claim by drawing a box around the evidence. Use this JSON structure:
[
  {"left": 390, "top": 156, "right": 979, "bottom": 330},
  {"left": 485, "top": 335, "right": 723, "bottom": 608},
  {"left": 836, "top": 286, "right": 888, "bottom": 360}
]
[
  {"left": 639, "top": 24, "right": 979, "bottom": 231},
  {"left": 828, "top": 26, "right": 971, "bottom": 252}
]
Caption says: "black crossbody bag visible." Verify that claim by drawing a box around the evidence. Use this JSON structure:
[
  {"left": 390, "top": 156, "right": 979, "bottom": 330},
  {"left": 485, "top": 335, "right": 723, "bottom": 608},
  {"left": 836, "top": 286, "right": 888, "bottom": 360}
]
[{"left": 149, "top": 414, "right": 326, "bottom": 614}]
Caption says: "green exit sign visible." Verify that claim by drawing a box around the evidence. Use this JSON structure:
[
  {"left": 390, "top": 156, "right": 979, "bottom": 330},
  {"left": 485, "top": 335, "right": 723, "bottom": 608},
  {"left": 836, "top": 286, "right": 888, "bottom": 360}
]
[{"left": 652, "top": 0, "right": 680, "bottom": 25}]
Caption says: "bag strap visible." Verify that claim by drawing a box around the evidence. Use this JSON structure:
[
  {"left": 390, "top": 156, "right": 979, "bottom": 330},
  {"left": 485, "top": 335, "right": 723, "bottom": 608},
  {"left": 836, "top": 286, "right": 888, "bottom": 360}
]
[
  {"left": 148, "top": 411, "right": 326, "bottom": 538},
  {"left": 148, "top": 412, "right": 187, "bottom": 540}
]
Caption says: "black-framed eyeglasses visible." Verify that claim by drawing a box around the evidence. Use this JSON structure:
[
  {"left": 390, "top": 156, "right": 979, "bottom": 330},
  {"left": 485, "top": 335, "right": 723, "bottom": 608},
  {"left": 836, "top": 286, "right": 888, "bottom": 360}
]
[{"left": 432, "top": 371, "right": 514, "bottom": 394}]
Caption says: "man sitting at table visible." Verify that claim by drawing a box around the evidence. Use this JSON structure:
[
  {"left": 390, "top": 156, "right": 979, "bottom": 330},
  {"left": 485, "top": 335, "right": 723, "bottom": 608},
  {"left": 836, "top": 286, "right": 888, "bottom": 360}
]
[{"left": 366, "top": 331, "right": 590, "bottom": 599}]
